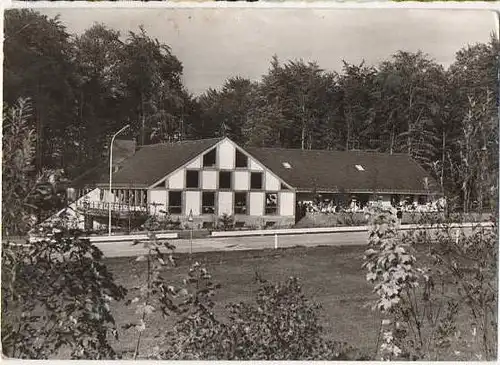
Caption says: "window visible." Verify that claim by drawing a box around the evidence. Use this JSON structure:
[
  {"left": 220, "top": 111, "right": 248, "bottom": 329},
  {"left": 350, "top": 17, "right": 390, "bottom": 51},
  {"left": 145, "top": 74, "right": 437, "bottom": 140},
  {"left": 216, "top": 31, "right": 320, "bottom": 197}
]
[
  {"left": 168, "top": 191, "right": 182, "bottom": 214},
  {"left": 265, "top": 193, "right": 278, "bottom": 215},
  {"left": 219, "top": 171, "right": 232, "bottom": 189},
  {"left": 234, "top": 192, "right": 248, "bottom": 214},
  {"left": 186, "top": 170, "right": 199, "bottom": 188},
  {"left": 202, "top": 192, "right": 215, "bottom": 214},
  {"left": 282, "top": 162, "right": 292, "bottom": 169},
  {"left": 418, "top": 195, "right": 427, "bottom": 205},
  {"left": 141, "top": 190, "right": 147, "bottom": 206},
  {"left": 355, "top": 164, "right": 365, "bottom": 171},
  {"left": 203, "top": 148, "right": 216, "bottom": 167},
  {"left": 235, "top": 149, "right": 248, "bottom": 168},
  {"left": 250, "top": 172, "right": 263, "bottom": 189}
]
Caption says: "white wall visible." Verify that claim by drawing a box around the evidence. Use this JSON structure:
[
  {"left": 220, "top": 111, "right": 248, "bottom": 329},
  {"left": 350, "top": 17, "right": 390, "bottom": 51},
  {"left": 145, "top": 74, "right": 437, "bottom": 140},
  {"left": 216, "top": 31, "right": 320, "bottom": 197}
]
[
  {"left": 186, "top": 156, "right": 201, "bottom": 169},
  {"left": 83, "top": 188, "right": 101, "bottom": 203},
  {"left": 185, "top": 191, "right": 201, "bottom": 216},
  {"left": 249, "top": 158, "right": 263, "bottom": 171},
  {"left": 218, "top": 191, "right": 233, "bottom": 215},
  {"left": 168, "top": 170, "right": 184, "bottom": 189},
  {"left": 218, "top": 140, "right": 235, "bottom": 169},
  {"left": 249, "top": 192, "right": 264, "bottom": 216},
  {"left": 234, "top": 171, "right": 249, "bottom": 190},
  {"left": 279, "top": 192, "right": 295, "bottom": 216},
  {"left": 103, "top": 189, "right": 116, "bottom": 203},
  {"left": 202, "top": 171, "right": 217, "bottom": 190},
  {"left": 265, "top": 171, "right": 280, "bottom": 191},
  {"left": 149, "top": 189, "right": 167, "bottom": 214}
]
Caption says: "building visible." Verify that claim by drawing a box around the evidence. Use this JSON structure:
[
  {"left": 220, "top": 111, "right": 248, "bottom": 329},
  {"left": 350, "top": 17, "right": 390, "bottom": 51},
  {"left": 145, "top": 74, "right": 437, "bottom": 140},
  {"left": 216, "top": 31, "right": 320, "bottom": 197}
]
[{"left": 69, "top": 137, "right": 441, "bottom": 230}]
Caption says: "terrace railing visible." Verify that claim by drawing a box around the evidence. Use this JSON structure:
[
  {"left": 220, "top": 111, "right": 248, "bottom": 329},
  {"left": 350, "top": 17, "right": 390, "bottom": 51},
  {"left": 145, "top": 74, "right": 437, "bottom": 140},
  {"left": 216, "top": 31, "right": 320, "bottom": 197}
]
[{"left": 76, "top": 200, "right": 149, "bottom": 214}]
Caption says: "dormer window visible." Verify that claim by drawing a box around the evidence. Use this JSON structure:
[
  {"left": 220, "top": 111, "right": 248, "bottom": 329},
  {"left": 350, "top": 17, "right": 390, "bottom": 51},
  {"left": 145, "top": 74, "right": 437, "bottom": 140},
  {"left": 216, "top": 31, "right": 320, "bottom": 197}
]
[{"left": 355, "top": 165, "right": 365, "bottom": 171}]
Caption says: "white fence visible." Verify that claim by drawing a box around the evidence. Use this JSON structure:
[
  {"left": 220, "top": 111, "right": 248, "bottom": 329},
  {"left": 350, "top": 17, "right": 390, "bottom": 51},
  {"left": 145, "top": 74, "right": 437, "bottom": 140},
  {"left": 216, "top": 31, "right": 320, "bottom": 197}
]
[{"left": 211, "top": 222, "right": 493, "bottom": 238}]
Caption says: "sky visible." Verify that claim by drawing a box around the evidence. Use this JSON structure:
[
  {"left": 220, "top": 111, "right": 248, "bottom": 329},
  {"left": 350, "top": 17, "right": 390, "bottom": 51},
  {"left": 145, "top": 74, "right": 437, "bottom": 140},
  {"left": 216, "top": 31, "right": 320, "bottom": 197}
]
[{"left": 36, "top": 7, "right": 497, "bottom": 96}]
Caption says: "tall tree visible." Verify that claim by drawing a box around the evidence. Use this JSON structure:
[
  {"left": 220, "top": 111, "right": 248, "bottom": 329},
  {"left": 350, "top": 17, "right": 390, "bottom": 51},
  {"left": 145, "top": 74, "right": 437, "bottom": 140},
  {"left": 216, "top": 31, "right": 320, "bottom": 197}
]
[
  {"left": 71, "top": 24, "right": 126, "bottom": 175},
  {"left": 377, "top": 51, "right": 445, "bottom": 169},
  {"left": 197, "top": 77, "right": 257, "bottom": 143},
  {"left": 337, "top": 61, "right": 380, "bottom": 151},
  {"left": 120, "top": 27, "right": 186, "bottom": 145},
  {"left": 245, "top": 56, "right": 338, "bottom": 149},
  {"left": 447, "top": 37, "right": 499, "bottom": 211},
  {"left": 4, "top": 9, "right": 76, "bottom": 171}
]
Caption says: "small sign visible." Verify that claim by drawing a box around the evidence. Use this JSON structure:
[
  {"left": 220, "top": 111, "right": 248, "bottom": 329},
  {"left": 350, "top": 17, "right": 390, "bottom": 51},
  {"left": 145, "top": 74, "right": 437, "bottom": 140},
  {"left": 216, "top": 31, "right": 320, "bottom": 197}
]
[{"left": 187, "top": 209, "right": 193, "bottom": 222}]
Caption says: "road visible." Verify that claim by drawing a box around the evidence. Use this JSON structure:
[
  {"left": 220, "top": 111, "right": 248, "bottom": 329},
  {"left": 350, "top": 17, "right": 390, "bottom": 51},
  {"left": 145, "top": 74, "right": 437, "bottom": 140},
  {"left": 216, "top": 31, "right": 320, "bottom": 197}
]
[
  {"left": 95, "top": 226, "right": 476, "bottom": 258},
  {"left": 95, "top": 231, "right": 370, "bottom": 258}
]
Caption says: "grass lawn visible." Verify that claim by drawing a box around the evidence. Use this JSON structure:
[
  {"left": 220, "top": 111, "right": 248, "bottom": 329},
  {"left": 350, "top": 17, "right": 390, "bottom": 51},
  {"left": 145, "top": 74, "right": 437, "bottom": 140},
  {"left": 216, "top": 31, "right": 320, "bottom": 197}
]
[{"left": 103, "top": 244, "right": 491, "bottom": 360}]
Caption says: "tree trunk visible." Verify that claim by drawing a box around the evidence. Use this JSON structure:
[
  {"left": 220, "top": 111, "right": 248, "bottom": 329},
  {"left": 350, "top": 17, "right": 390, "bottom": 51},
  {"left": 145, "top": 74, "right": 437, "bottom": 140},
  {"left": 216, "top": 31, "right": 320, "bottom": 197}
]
[
  {"left": 463, "top": 181, "right": 469, "bottom": 214},
  {"left": 141, "top": 94, "right": 146, "bottom": 146},
  {"left": 390, "top": 125, "right": 395, "bottom": 155},
  {"left": 301, "top": 125, "right": 306, "bottom": 150},
  {"left": 441, "top": 130, "right": 446, "bottom": 191},
  {"left": 346, "top": 110, "right": 351, "bottom": 151}
]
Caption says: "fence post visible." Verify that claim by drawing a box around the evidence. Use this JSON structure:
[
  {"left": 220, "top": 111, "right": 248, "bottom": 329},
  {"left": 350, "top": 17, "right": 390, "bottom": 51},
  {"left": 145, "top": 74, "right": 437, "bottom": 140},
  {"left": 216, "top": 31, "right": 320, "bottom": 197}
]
[{"left": 274, "top": 233, "right": 278, "bottom": 250}]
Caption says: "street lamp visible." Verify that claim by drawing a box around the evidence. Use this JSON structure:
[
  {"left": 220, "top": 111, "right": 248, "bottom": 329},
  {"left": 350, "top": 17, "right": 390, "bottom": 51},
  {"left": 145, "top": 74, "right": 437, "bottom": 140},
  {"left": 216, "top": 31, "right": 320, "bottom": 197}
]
[
  {"left": 108, "top": 124, "right": 130, "bottom": 236},
  {"left": 188, "top": 209, "right": 194, "bottom": 257}
]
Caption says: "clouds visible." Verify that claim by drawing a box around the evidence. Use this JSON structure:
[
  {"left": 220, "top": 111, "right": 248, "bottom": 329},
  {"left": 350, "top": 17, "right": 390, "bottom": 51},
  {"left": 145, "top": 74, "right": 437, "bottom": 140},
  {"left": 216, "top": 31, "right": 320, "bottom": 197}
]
[{"left": 37, "top": 7, "right": 495, "bottom": 95}]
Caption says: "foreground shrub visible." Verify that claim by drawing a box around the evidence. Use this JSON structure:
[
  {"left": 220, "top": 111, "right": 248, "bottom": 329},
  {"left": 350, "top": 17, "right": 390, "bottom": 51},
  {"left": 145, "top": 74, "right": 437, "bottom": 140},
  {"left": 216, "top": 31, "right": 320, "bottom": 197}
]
[
  {"left": 2, "top": 221, "right": 127, "bottom": 359},
  {"left": 160, "top": 271, "right": 362, "bottom": 360},
  {"left": 363, "top": 205, "right": 497, "bottom": 361},
  {"left": 121, "top": 233, "right": 177, "bottom": 359}
]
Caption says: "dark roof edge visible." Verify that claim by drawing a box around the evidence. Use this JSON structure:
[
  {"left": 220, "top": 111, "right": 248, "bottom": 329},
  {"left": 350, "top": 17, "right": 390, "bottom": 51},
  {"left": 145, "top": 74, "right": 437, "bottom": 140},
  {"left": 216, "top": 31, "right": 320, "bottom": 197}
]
[
  {"left": 250, "top": 146, "right": 411, "bottom": 156},
  {"left": 138, "top": 137, "right": 225, "bottom": 149}
]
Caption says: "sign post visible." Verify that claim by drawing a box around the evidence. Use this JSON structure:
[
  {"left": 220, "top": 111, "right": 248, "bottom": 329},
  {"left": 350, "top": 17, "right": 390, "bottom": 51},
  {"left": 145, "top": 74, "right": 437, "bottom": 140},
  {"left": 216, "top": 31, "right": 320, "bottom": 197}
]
[{"left": 188, "top": 209, "right": 194, "bottom": 257}]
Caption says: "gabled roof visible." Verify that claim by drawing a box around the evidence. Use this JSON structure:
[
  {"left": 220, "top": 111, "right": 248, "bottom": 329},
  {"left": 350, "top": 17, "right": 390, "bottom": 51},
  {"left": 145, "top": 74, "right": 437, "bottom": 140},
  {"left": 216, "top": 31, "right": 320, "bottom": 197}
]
[
  {"left": 74, "top": 137, "right": 439, "bottom": 195},
  {"left": 112, "top": 139, "right": 137, "bottom": 165},
  {"left": 93, "top": 137, "right": 223, "bottom": 188},
  {"left": 245, "top": 147, "right": 440, "bottom": 195}
]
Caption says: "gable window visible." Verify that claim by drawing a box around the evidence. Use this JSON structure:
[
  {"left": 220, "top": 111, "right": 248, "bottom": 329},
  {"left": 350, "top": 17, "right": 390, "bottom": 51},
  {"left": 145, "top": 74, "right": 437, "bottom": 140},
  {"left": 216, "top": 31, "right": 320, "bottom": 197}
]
[
  {"left": 234, "top": 192, "right": 248, "bottom": 214},
  {"left": 265, "top": 193, "right": 278, "bottom": 215},
  {"left": 186, "top": 170, "right": 199, "bottom": 188},
  {"left": 250, "top": 172, "right": 263, "bottom": 190},
  {"left": 203, "top": 148, "right": 216, "bottom": 167},
  {"left": 168, "top": 191, "right": 182, "bottom": 214},
  {"left": 235, "top": 149, "right": 248, "bottom": 168},
  {"left": 202, "top": 192, "right": 215, "bottom": 214},
  {"left": 219, "top": 171, "right": 232, "bottom": 189}
]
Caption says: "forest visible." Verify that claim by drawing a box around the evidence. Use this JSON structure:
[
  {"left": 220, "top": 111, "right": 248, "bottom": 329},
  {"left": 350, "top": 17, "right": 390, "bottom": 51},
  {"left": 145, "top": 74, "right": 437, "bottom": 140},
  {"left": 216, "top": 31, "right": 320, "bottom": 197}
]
[{"left": 4, "top": 9, "right": 499, "bottom": 214}]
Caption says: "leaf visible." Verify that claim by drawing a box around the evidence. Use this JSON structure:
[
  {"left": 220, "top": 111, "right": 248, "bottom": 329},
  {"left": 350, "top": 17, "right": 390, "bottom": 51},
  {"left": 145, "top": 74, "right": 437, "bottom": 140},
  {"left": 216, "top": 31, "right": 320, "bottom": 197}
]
[
  {"left": 122, "top": 323, "right": 135, "bottom": 330},
  {"left": 136, "top": 319, "right": 146, "bottom": 333},
  {"left": 136, "top": 255, "right": 147, "bottom": 262}
]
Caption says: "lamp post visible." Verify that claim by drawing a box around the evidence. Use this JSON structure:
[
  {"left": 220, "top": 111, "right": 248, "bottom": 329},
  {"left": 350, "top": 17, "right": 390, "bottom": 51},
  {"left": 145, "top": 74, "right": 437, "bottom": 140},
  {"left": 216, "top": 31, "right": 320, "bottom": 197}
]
[
  {"left": 108, "top": 124, "right": 130, "bottom": 236},
  {"left": 188, "top": 209, "right": 194, "bottom": 257}
]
